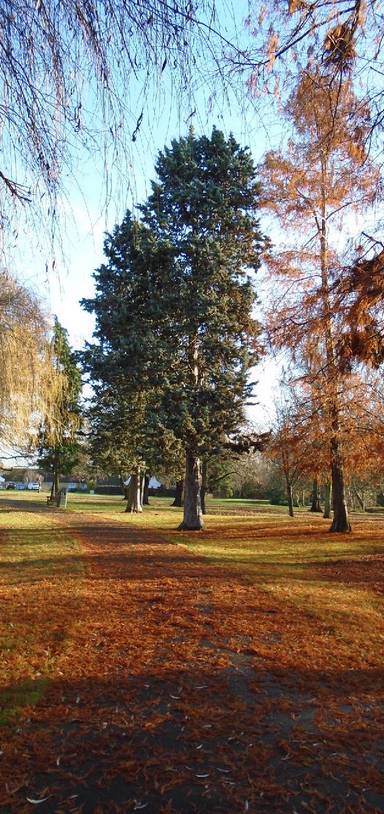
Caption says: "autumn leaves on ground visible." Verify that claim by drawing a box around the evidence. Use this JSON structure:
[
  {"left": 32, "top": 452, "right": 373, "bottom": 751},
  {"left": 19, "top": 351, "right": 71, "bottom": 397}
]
[{"left": 0, "top": 495, "right": 383, "bottom": 814}]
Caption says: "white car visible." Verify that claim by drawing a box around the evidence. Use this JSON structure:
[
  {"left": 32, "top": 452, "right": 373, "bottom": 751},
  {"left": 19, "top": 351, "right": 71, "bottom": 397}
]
[{"left": 27, "top": 482, "right": 40, "bottom": 491}]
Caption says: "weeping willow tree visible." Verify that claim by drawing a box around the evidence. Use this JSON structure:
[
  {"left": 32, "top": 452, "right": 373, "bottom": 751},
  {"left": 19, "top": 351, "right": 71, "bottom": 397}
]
[
  {"left": 0, "top": 270, "right": 52, "bottom": 450},
  {"left": 0, "top": 0, "right": 246, "bottom": 262}
]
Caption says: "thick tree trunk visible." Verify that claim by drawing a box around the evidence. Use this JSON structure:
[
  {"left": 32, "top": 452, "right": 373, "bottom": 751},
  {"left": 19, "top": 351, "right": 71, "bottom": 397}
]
[
  {"left": 319, "top": 171, "right": 351, "bottom": 533},
  {"left": 171, "top": 480, "right": 183, "bottom": 507},
  {"left": 329, "top": 439, "right": 350, "bottom": 532},
  {"left": 143, "top": 474, "right": 150, "bottom": 505},
  {"left": 201, "top": 459, "right": 207, "bottom": 516},
  {"left": 323, "top": 480, "right": 332, "bottom": 519},
  {"left": 178, "top": 450, "right": 203, "bottom": 530},
  {"left": 125, "top": 472, "right": 143, "bottom": 513},
  {"left": 310, "top": 477, "right": 322, "bottom": 512}
]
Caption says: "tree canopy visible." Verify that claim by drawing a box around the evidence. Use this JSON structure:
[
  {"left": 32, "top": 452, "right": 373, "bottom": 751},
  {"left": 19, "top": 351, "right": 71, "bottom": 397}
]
[
  {"left": 0, "top": 270, "right": 51, "bottom": 451},
  {"left": 83, "top": 127, "right": 267, "bottom": 528},
  {"left": 38, "top": 317, "right": 82, "bottom": 499}
]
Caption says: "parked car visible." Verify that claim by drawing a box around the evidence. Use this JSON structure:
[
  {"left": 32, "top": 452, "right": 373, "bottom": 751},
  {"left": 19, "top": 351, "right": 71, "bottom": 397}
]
[
  {"left": 6, "top": 481, "right": 16, "bottom": 489},
  {"left": 27, "top": 482, "right": 40, "bottom": 491}
]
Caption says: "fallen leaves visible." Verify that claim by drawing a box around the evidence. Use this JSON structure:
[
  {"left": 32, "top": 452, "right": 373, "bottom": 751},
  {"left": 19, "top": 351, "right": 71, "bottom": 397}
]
[{"left": 0, "top": 501, "right": 383, "bottom": 812}]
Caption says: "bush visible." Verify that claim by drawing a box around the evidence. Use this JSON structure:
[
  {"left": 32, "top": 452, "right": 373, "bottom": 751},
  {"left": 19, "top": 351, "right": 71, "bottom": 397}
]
[{"left": 94, "top": 486, "right": 124, "bottom": 496}]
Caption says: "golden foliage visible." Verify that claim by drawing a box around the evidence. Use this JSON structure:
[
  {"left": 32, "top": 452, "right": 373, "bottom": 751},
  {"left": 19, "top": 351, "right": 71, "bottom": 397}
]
[{"left": 0, "top": 271, "right": 52, "bottom": 446}]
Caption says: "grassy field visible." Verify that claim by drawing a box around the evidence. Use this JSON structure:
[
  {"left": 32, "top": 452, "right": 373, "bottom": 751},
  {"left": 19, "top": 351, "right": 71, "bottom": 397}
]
[{"left": 0, "top": 491, "right": 383, "bottom": 813}]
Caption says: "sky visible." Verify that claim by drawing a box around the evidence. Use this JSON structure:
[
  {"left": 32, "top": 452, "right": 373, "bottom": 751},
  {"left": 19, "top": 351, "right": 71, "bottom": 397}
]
[{"left": 8, "top": 2, "right": 295, "bottom": 432}]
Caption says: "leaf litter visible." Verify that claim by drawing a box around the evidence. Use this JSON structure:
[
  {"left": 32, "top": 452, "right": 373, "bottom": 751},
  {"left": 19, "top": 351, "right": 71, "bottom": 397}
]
[{"left": 0, "top": 503, "right": 383, "bottom": 812}]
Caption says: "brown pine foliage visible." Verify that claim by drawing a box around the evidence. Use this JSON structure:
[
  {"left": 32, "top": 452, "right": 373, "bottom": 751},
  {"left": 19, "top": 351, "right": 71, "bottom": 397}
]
[
  {"left": 259, "top": 69, "right": 381, "bottom": 532},
  {"left": 336, "top": 248, "right": 384, "bottom": 368}
]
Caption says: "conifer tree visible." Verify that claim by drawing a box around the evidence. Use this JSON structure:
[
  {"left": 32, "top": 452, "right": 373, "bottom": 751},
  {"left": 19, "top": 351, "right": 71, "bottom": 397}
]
[
  {"left": 83, "top": 129, "right": 267, "bottom": 529},
  {"left": 38, "top": 318, "right": 82, "bottom": 500},
  {"left": 260, "top": 71, "right": 379, "bottom": 532},
  {"left": 140, "top": 128, "right": 266, "bottom": 529},
  {"left": 82, "top": 213, "right": 179, "bottom": 511}
]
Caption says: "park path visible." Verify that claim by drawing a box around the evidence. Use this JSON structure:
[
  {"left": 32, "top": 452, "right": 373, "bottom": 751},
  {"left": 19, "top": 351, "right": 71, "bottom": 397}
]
[{"left": 0, "top": 508, "right": 383, "bottom": 813}]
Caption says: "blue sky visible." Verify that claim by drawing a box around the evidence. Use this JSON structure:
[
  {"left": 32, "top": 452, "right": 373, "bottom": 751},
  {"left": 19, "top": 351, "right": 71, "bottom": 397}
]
[{"left": 12, "top": 4, "right": 286, "bottom": 427}]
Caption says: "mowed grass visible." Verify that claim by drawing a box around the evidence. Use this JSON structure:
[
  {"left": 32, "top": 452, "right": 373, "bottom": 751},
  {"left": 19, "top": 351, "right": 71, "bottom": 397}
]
[{"left": 0, "top": 490, "right": 383, "bottom": 718}]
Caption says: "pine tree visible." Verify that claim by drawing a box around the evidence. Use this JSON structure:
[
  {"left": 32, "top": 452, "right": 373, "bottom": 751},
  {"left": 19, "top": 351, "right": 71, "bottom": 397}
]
[
  {"left": 140, "top": 128, "right": 267, "bottom": 529},
  {"left": 38, "top": 318, "right": 82, "bottom": 500},
  {"left": 82, "top": 213, "right": 179, "bottom": 511},
  {"left": 82, "top": 129, "right": 267, "bottom": 529}
]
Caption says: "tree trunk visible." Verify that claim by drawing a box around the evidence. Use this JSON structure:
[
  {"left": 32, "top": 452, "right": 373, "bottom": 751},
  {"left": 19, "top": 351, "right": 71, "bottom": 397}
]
[
  {"left": 319, "top": 167, "right": 351, "bottom": 533},
  {"left": 143, "top": 474, "right": 150, "bottom": 505},
  {"left": 287, "top": 481, "right": 294, "bottom": 517},
  {"left": 310, "top": 477, "right": 322, "bottom": 512},
  {"left": 352, "top": 483, "right": 365, "bottom": 512},
  {"left": 51, "top": 450, "right": 60, "bottom": 500},
  {"left": 323, "top": 480, "right": 332, "bottom": 519},
  {"left": 125, "top": 472, "right": 143, "bottom": 513},
  {"left": 171, "top": 480, "right": 183, "bottom": 507},
  {"left": 120, "top": 476, "right": 128, "bottom": 501},
  {"left": 329, "top": 439, "right": 351, "bottom": 532},
  {"left": 201, "top": 459, "right": 207, "bottom": 515},
  {"left": 178, "top": 450, "right": 203, "bottom": 530}
]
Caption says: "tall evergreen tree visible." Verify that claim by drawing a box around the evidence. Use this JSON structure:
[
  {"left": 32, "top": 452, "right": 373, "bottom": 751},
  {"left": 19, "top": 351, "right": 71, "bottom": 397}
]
[
  {"left": 82, "top": 129, "right": 267, "bottom": 529},
  {"left": 140, "top": 128, "right": 267, "bottom": 529},
  {"left": 82, "top": 214, "right": 178, "bottom": 511},
  {"left": 38, "top": 318, "right": 82, "bottom": 500}
]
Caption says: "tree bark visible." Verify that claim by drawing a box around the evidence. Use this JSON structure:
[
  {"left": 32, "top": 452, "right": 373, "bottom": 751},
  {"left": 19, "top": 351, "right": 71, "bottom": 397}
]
[
  {"left": 125, "top": 472, "right": 143, "bottom": 513},
  {"left": 171, "top": 479, "right": 183, "bottom": 507},
  {"left": 201, "top": 459, "right": 207, "bottom": 515},
  {"left": 287, "top": 481, "right": 294, "bottom": 517},
  {"left": 178, "top": 450, "right": 203, "bottom": 530},
  {"left": 329, "top": 437, "right": 350, "bottom": 532},
  {"left": 352, "top": 482, "right": 365, "bottom": 512},
  {"left": 143, "top": 474, "right": 150, "bottom": 505},
  {"left": 323, "top": 480, "right": 332, "bottom": 519},
  {"left": 319, "top": 173, "right": 351, "bottom": 533},
  {"left": 50, "top": 450, "right": 60, "bottom": 500},
  {"left": 310, "top": 477, "right": 322, "bottom": 512}
]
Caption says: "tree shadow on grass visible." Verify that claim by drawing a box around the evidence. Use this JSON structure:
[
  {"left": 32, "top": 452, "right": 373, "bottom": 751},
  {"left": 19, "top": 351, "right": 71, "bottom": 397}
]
[
  {"left": 1, "top": 513, "right": 384, "bottom": 812},
  {"left": 0, "top": 664, "right": 383, "bottom": 814}
]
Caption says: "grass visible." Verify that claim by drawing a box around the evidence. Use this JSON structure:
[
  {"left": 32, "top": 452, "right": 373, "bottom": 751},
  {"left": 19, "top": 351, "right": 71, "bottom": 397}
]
[
  {"left": 1, "top": 490, "right": 383, "bottom": 676},
  {"left": 0, "top": 504, "right": 84, "bottom": 727},
  {"left": 0, "top": 491, "right": 383, "bottom": 812},
  {"left": 0, "top": 678, "right": 48, "bottom": 726}
]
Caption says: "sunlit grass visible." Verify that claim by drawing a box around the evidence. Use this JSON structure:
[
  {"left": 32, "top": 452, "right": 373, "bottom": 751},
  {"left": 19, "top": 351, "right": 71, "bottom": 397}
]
[{"left": 1, "top": 490, "right": 383, "bottom": 726}]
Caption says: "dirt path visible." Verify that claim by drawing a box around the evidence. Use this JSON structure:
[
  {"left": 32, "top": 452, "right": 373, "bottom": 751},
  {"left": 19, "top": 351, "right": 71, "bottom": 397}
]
[{"left": 0, "top": 510, "right": 383, "bottom": 813}]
